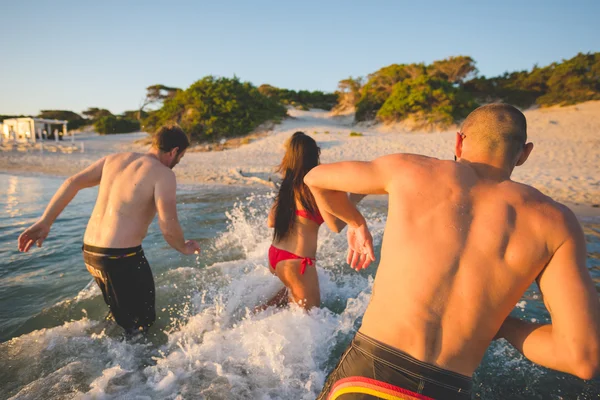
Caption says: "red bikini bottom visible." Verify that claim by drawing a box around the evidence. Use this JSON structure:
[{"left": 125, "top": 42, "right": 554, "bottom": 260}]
[{"left": 268, "top": 245, "right": 315, "bottom": 275}]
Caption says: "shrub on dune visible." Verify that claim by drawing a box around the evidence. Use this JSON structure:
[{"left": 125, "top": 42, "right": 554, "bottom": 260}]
[
  {"left": 377, "top": 75, "right": 476, "bottom": 128},
  {"left": 95, "top": 115, "right": 140, "bottom": 135},
  {"left": 144, "top": 76, "right": 287, "bottom": 140}
]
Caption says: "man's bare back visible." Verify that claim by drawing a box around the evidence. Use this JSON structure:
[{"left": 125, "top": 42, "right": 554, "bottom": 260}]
[
  {"left": 84, "top": 152, "right": 172, "bottom": 248},
  {"left": 359, "top": 154, "right": 572, "bottom": 375},
  {"left": 307, "top": 104, "right": 600, "bottom": 399}
]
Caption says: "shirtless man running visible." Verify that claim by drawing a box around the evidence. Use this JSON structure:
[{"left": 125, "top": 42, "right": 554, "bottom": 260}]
[
  {"left": 305, "top": 104, "right": 600, "bottom": 399},
  {"left": 18, "top": 125, "right": 200, "bottom": 335}
]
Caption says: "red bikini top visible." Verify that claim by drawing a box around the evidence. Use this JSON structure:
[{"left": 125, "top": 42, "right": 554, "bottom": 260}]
[{"left": 296, "top": 208, "right": 324, "bottom": 225}]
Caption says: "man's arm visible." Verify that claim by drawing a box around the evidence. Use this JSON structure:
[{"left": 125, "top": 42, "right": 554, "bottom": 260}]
[
  {"left": 305, "top": 155, "right": 401, "bottom": 269},
  {"left": 321, "top": 193, "right": 368, "bottom": 233},
  {"left": 305, "top": 156, "right": 395, "bottom": 224},
  {"left": 154, "top": 170, "right": 200, "bottom": 255},
  {"left": 497, "top": 210, "right": 600, "bottom": 379},
  {"left": 18, "top": 157, "right": 106, "bottom": 252}
]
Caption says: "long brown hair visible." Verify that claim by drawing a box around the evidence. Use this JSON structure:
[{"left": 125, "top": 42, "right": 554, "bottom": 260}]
[{"left": 273, "top": 131, "right": 321, "bottom": 241}]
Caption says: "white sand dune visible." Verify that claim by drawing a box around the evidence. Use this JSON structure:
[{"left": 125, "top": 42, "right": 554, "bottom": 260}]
[{"left": 1, "top": 102, "right": 598, "bottom": 206}]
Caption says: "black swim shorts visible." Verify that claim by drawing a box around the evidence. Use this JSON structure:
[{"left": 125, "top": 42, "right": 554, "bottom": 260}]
[
  {"left": 82, "top": 244, "right": 155, "bottom": 334},
  {"left": 318, "top": 331, "right": 472, "bottom": 399}
]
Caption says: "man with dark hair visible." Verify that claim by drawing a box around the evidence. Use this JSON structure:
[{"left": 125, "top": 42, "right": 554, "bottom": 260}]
[
  {"left": 18, "top": 124, "right": 199, "bottom": 335},
  {"left": 153, "top": 124, "right": 191, "bottom": 164},
  {"left": 306, "top": 104, "right": 600, "bottom": 399}
]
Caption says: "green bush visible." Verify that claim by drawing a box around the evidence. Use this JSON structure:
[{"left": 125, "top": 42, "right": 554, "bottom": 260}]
[
  {"left": 536, "top": 53, "right": 600, "bottom": 106},
  {"left": 349, "top": 131, "right": 363, "bottom": 137},
  {"left": 377, "top": 75, "right": 477, "bottom": 127},
  {"left": 427, "top": 56, "right": 478, "bottom": 84},
  {"left": 144, "top": 76, "right": 287, "bottom": 140},
  {"left": 341, "top": 52, "right": 599, "bottom": 127},
  {"left": 354, "top": 64, "right": 418, "bottom": 121},
  {"left": 94, "top": 116, "right": 140, "bottom": 134},
  {"left": 258, "top": 85, "right": 338, "bottom": 110},
  {"left": 464, "top": 52, "right": 600, "bottom": 108},
  {"left": 38, "top": 110, "right": 90, "bottom": 130}
]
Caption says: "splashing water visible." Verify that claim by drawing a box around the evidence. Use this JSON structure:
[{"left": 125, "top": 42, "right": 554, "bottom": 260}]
[
  {"left": 1, "top": 191, "right": 381, "bottom": 399},
  {"left": 1, "top": 180, "right": 599, "bottom": 399}
]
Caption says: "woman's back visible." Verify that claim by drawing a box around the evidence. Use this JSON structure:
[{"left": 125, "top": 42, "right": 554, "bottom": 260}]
[{"left": 271, "top": 201, "right": 322, "bottom": 258}]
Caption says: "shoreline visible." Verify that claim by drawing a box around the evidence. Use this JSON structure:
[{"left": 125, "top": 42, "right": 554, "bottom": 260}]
[
  {"left": 3, "top": 170, "right": 598, "bottom": 221},
  {"left": 1, "top": 101, "right": 598, "bottom": 210}
]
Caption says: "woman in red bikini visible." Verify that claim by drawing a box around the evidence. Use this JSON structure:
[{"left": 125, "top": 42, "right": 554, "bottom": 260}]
[{"left": 260, "top": 131, "right": 364, "bottom": 310}]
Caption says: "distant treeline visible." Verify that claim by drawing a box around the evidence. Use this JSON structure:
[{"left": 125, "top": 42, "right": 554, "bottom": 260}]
[
  {"left": 257, "top": 85, "right": 338, "bottom": 111},
  {"left": 4, "top": 52, "right": 597, "bottom": 139},
  {"left": 0, "top": 109, "right": 142, "bottom": 135},
  {"left": 335, "top": 52, "right": 600, "bottom": 128}
]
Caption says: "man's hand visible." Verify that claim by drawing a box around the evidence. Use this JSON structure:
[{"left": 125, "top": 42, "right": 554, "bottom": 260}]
[
  {"left": 18, "top": 220, "right": 51, "bottom": 252},
  {"left": 182, "top": 240, "right": 201, "bottom": 255},
  {"left": 346, "top": 223, "right": 375, "bottom": 271}
]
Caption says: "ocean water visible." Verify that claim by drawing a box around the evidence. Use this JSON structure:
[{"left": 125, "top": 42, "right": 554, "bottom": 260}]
[{"left": 0, "top": 172, "right": 599, "bottom": 400}]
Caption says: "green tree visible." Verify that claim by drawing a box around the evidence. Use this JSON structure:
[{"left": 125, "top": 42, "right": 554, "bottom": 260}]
[
  {"left": 257, "top": 84, "right": 281, "bottom": 98},
  {"left": 138, "top": 84, "right": 181, "bottom": 119},
  {"left": 122, "top": 110, "right": 148, "bottom": 120},
  {"left": 94, "top": 115, "right": 140, "bottom": 135},
  {"left": 428, "top": 56, "right": 478, "bottom": 84},
  {"left": 38, "top": 110, "right": 89, "bottom": 130},
  {"left": 82, "top": 107, "right": 113, "bottom": 121},
  {"left": 537, "top": 53, "right": 600, "bottom": 106},
  {"left": 355, "top": 64, "right": 418, "bottom": 121},
  {"left": 257, "top": 84, "right": 338, "bottom": 110},
  {"left": 334, "top": 76, "right": 364, "bottom": 111},
  {"left": 377, "top": 75, "right": 477, "bottom": 127},
  {"left": 463, "top": 52, "right": 600, "bottom": 109},
  {"left": 143, "top": 76, "right": 287, "bottom": 140},
  {"left": 145, "top": 84, "right": 180, "bottom": 103}
]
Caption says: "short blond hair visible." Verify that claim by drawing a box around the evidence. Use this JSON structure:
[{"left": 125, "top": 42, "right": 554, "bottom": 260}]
[{"left": 461, "top": 103, "right": 527, "bottom": 157}]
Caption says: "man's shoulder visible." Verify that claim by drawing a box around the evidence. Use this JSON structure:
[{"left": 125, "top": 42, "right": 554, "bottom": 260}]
[
  {"left": 110, "top": 152, "right": 174, "bottom": 179},
  {"left": 152, "top": 163, "right": 176, "bottom": 182},
  {"left": 104, "top": 151, "right": 141, "bottom": 164},
  {"left": 377, "top": 154, "right": 439, "bottom": 185},
  {"left": 111, "top": 151, "right": 139, "bottom": 158},
  {"left": 509, "top": 181, "right": 561, "bottom": 209},
  {"left": 377, "top": 153, "right": 441, "bottom": 172},
  {"left": 510, "top": 182, "right": 578, "bottom": 237}
]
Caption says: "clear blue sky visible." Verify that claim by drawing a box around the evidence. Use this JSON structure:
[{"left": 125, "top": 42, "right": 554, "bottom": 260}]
[{"left": 1, "top": 0, "right": 598, "bottom": 116}]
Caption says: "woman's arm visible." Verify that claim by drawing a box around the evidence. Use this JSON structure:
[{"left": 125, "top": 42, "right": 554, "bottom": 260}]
[{"left": 267, "top": 203, "right": 276, "bottom": 228}]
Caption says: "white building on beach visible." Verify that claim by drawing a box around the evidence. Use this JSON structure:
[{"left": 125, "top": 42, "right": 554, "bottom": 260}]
[{"left": 1, "top": 117, "right": 71, "bottom": 144}]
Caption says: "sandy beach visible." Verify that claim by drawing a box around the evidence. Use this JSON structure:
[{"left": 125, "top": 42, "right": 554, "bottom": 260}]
[{"left": 1, "top": 101, "right": 599, "bottom": 207}]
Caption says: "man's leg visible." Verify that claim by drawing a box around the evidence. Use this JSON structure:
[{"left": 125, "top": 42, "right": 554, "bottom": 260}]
[
  {"left": 108, "top": 252, "right": 156, "bottom": 334},
  {"left": 84, "top": 257, "right": 114, "bottom": 319}
]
